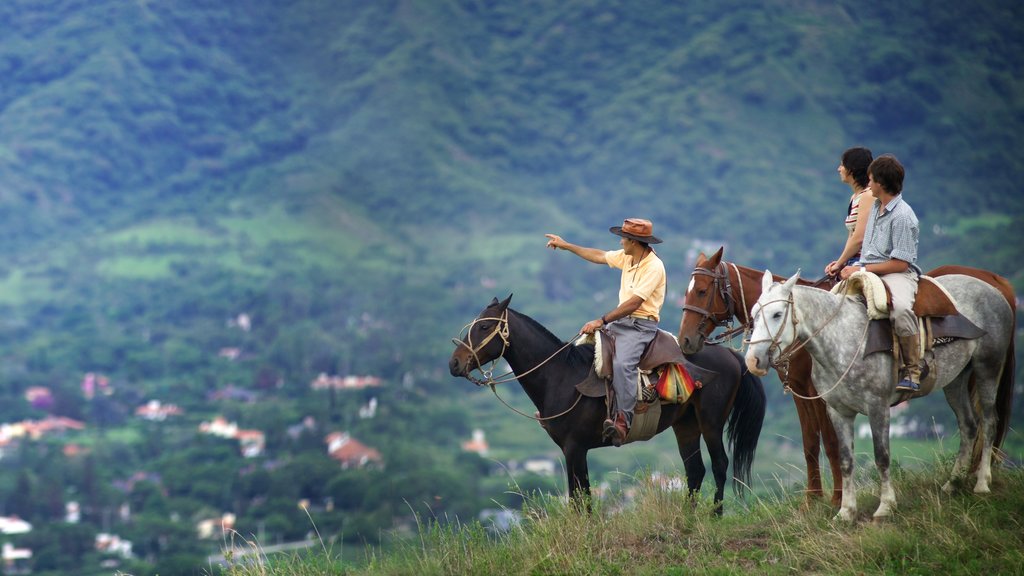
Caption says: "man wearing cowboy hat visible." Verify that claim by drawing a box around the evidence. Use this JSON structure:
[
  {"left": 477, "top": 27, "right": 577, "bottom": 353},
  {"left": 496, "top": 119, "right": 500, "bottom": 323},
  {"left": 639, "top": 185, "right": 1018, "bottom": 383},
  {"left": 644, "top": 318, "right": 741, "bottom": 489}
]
[{"left": 545, "top": 218, "right": 667, "bottom": 446}]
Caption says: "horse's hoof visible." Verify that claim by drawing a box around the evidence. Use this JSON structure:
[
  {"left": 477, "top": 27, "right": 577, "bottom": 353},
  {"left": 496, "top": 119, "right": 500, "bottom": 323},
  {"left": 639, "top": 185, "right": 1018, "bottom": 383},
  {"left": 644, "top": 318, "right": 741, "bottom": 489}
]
[
  {"left": 941, "top": 481, "right": 954, "bottom": 494},
  {"left": 834, "top": 509, "right": 855, "bottom": 522},
  {"left": 871, "top": 514, "right": 890, "bottom": 524},
  {"left": 973, "top": 484, "right": 991, "bottom": 494}
]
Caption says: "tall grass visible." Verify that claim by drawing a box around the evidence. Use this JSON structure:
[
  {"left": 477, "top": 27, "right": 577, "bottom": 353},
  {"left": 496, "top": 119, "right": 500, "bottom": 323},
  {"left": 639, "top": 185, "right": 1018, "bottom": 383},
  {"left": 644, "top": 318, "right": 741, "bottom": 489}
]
[{"left": 214, "top": 462, "right": 1024, "bottom": 575}]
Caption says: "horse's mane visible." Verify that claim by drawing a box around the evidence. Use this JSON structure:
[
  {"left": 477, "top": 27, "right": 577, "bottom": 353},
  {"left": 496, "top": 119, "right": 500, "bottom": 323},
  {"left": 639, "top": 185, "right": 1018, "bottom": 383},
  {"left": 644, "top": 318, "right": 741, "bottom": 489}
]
[{"left": 510, "top": 308, "right": 596, "bottom": 370}]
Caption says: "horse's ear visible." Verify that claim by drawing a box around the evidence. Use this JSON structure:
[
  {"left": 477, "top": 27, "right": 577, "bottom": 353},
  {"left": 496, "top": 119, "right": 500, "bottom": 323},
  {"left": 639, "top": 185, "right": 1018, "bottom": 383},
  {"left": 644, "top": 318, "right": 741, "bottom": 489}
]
[
  {"left": 708, "top": 246, "right": 724, "bottom": 266},
  {"left": 761, "top": 270, "right": 774, "bottom": 292},
  {"left": 490, "top": 297, "right": 500, "bottom": 306},
  {"left": 498, "top": 294, "right": 513, "bottom": 310},
  {"left": 782, "top": 270, "right": 801, "bottom": 291}
]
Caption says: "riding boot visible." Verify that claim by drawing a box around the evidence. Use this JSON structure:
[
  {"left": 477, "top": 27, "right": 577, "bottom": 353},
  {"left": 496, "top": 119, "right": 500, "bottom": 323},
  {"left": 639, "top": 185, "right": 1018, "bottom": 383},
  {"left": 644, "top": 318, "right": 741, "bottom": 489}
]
[
  {"left": 896, "top": 333, "right": 922, "bottom": 392},
  {"left": 603, "top": 411, "right": 630, "bottom": 447}
]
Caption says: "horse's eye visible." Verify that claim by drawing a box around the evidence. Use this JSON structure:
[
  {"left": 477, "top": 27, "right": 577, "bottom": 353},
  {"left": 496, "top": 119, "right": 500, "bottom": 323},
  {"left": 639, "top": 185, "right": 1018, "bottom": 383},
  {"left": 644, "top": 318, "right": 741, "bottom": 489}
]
[
  {"left": 772, "top": 312, "right": 782, "bottom": 320},
  {"left": 697, "top": 289, "right": 707, "bottom": 297}
]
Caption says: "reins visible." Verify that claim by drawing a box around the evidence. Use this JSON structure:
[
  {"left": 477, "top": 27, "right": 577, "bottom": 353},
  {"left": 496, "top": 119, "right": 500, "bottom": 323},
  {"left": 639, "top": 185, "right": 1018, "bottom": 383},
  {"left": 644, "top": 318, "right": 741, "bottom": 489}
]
[{"left": 452, "top": 312, "right": 585, "bottom": 422}]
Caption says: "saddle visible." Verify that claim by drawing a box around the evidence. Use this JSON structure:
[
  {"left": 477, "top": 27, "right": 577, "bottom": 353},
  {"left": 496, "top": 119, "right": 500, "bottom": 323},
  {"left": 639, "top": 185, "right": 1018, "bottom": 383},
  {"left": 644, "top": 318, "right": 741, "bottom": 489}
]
[
  {"left": 574, "top": 329, "right": 719, "bottom": 445},
  {"left": 833, "top": 271, "right": 986, "bottom": 398},
  {"left": 833, "top": 271, "right": 984, "bottom": 353},
  {"left": 574, "top": 330, "right": 717, "bottom": 399}
]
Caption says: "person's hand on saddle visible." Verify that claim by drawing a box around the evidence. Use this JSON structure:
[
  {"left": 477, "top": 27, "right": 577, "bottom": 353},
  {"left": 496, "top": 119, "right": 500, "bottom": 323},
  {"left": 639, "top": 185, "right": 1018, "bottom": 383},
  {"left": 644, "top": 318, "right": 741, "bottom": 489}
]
[{"left": 839, "top": 264, "right": 860, "bottom": 280}]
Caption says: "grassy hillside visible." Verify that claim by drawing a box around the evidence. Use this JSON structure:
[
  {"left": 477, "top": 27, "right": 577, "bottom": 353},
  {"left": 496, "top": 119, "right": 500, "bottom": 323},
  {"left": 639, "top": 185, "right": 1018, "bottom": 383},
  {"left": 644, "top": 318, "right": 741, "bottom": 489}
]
[{"left": 218, "top": 462, "right": 1024, "bottom": 575}]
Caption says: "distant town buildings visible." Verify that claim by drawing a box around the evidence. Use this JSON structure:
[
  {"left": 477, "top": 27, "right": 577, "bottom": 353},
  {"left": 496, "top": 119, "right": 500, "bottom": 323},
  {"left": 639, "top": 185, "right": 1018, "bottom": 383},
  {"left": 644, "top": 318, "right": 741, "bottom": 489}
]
[
  {"left": 325, "top": 432, "right": 382, "bottom": 470},
  {"left": 82, "top": 372, "right": 112, "bottom": 399},
  {"left": 227, "top": 313, "right": 252, "bottom": 331},
  {"left": 310, "top": 373, "right": 382, "bottom": 390},
  {"left": 461, "top": 429, "right": 489, "bottom": 457},
  {"left": 358, "top": 397, "right": 378, "bottom": 419},
  {"left": 0, "top": 416, "right": 86, "bottom": 450},
  {"left": 218, "top": 347, "right": 243, "bottom": 360},
  {"left": 199, "top": 417, "right": 265, "bottom": 458},
  {"left": 95, "top": 533, "right": 133, "bottom": 559},
  {"left": 23, "top": 386, "right": 53, "bottom": 410},
  {"left": 2, "top": 542, "right": 31, "bottom": 574},
  {"left": 135, "top": 400, "right": 184, "bottom": 421},
  {"left": 196, "top": 513, "right": 236, "bottom": 540},
  {"left": 0, "top": 516, "right": 32, "bottom": 535}
]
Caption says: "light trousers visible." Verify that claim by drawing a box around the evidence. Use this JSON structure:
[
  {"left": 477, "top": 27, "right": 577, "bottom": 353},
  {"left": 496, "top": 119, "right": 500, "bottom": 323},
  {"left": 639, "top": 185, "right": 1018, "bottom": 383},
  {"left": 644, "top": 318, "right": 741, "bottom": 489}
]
[{"left": 880, "top": 268, "right": 919, "bottom": 336}]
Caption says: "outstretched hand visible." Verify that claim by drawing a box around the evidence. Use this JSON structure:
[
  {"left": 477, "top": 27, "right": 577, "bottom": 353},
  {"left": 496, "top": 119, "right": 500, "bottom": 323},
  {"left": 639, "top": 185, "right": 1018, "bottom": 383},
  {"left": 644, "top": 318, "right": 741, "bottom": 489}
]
[{"left": 544, "top": 234, "right": 565, "bottom": 250}]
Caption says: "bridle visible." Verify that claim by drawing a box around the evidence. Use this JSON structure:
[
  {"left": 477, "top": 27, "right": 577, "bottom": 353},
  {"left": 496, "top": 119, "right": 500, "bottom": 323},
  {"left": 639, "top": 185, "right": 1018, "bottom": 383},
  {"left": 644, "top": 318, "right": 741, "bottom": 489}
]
[
  {"left": 746, "top": 279, "right": 869, "bottom": 400},
  {"left": 682, "top": 262, "right": 750, "bottom": 346},
  {"left": 451, "top": 309, "right": 512, "bottom": 386},
  {"left": 746, "top": 292, "right": 800, "bottom": 373},
  {"left": 452, "top": 309, "right": 584, "bottom": 421}
]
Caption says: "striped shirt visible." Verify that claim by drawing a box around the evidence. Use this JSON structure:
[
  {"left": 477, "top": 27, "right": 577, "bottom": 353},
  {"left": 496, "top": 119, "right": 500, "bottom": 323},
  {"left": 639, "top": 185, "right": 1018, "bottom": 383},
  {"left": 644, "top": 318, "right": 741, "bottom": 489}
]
[
  {"left": 844, "top": 193, "right": 861, "bottom": 233},
  {"left": 860, "top": 195, "right": 921, "bottom": 274}
]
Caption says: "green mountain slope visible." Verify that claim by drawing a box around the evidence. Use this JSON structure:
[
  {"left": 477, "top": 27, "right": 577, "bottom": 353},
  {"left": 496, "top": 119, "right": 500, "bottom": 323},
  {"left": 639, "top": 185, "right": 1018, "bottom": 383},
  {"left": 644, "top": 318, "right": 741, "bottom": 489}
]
[{"left": 0, "top": 1, "right": 1022, "bottom": 572}]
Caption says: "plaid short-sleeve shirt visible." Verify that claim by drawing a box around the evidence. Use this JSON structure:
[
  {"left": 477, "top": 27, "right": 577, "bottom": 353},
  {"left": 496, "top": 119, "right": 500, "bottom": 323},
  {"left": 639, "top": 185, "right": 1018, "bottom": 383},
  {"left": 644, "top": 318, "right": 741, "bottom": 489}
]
[{"left": 860, "top": 195, "right": 921, "bottom": 274}]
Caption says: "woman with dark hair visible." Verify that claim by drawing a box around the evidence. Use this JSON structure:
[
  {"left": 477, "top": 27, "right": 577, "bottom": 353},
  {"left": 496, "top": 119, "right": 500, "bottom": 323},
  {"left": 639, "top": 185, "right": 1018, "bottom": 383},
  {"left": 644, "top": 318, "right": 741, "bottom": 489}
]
[{"left": 824, "top": 146, "right": 873, "bottom": 277}]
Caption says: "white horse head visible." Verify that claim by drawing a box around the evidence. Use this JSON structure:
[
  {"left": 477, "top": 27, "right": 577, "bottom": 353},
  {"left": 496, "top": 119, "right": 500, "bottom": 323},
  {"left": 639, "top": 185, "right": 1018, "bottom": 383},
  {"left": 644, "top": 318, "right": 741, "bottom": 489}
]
[{"left": 744, "top": 270, "right": 800, "bottom": 376}]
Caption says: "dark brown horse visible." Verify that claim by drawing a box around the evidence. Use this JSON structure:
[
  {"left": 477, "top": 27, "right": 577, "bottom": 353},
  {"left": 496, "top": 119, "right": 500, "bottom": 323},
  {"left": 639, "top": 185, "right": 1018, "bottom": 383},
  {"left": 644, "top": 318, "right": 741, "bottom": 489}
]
[
  {"left": 677, "top": 247, "right": 1017, "bottom": 506},
  {"left": 449, "top": 295, "right": 766, "bottom": 514}
]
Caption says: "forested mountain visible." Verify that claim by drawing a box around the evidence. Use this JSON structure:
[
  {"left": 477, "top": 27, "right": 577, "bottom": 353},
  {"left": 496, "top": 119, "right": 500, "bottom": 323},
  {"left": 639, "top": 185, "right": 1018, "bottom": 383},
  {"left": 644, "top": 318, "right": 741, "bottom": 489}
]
[{"left": 0, "top": 1, "right": 1021, "bottom": 573}]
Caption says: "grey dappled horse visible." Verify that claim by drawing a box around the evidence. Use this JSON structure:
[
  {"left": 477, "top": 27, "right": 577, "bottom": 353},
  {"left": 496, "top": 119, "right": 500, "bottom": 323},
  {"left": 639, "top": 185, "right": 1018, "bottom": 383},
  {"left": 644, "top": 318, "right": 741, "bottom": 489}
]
[{"left": 744, "top": 272, "right": 1014, "bottom": 522}]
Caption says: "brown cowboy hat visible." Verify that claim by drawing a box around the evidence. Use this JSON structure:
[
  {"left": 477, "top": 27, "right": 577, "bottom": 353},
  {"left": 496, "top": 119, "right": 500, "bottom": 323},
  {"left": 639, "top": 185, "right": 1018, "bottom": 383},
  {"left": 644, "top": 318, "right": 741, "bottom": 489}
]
[{"left": 610, "top": 218, "right": 662, "bottom": 244}]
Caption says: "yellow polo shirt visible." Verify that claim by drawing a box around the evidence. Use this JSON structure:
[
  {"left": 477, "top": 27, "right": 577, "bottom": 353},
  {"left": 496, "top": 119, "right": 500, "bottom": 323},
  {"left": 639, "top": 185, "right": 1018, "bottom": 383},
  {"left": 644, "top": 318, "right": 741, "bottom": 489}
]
[{"left": 604, "top": 249, "right": 666, "bottom": 322}]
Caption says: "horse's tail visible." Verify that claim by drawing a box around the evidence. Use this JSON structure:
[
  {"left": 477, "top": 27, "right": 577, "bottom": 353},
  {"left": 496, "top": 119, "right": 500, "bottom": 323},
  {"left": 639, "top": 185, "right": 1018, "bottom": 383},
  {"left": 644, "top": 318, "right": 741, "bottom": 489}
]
[{"left": 727, "top": 355, "right": 767, "bottom": 496}]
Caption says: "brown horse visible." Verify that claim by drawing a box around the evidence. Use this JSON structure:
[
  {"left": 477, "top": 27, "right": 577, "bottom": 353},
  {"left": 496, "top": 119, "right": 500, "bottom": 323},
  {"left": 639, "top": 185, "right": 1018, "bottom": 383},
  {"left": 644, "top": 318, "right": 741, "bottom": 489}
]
[
  {"left": 677, "top": 247, "right": 1017, "bottom": 506},
  {"left": 678, "top": 247, "right": 842, "bottom": 505}
]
